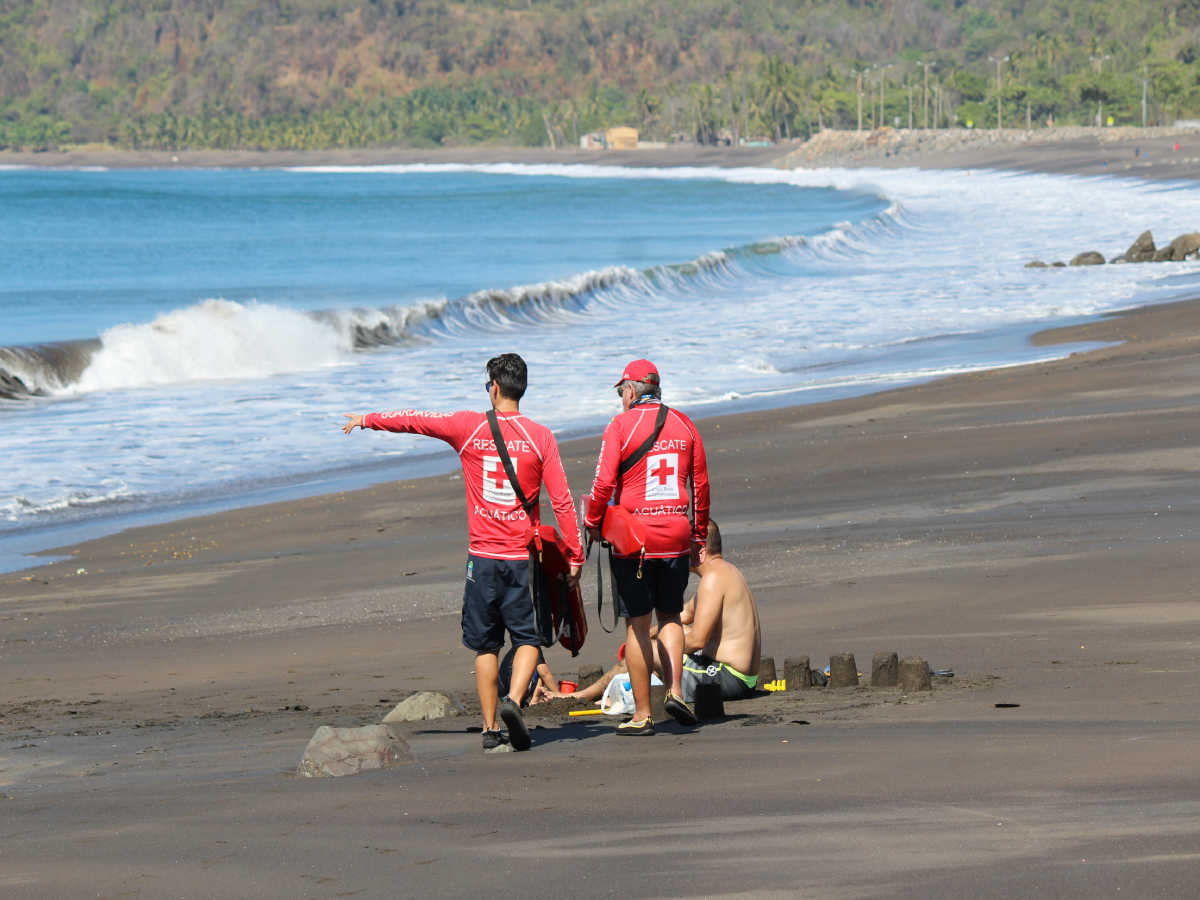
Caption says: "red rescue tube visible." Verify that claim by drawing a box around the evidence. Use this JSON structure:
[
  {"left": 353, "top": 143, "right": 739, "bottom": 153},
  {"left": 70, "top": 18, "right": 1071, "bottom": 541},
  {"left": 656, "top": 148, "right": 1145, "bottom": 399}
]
[{"left": 598, "top": 505, "right": 646, "bottom": 558}]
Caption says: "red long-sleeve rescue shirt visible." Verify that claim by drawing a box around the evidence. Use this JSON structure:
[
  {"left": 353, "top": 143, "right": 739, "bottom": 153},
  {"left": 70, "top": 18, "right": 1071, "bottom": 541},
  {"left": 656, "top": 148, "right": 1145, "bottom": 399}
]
[
  {"left": 362, "top": 409, "right": 585, "bottom": 567},
  {"left": 584, "top": 402, "right": 710, "bottom": 558}
]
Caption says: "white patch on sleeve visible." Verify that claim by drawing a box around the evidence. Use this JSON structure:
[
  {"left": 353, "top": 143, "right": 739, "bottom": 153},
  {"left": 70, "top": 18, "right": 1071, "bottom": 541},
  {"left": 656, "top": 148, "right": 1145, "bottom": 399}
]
[{"left": 644, "top": 452, "right": 679, "bottom": 501}]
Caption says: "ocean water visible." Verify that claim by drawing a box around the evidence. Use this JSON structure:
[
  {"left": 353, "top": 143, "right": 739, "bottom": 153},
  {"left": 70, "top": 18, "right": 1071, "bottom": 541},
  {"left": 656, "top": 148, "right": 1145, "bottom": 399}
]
[{"left": 2, "top": 162, "right": 1198, "bottom": 571}]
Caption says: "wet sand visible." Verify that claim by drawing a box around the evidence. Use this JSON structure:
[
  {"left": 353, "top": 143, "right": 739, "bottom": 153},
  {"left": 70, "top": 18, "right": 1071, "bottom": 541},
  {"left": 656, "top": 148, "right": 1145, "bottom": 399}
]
[{"left": 5, "top": 284, "right": 1200, "bottom": 896}]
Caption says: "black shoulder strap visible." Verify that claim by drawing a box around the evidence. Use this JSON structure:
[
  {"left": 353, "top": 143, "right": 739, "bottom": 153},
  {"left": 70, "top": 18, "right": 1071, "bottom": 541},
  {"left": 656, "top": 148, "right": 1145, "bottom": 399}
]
[
  {"left": 486, "top": 409, "right": 537, "bottom": 515},
  {"left": 617, "top": 404, "right": 669, "bottom": 477},
  {"left": 594, "top": 545, "right": 620, "bottom": 634}
]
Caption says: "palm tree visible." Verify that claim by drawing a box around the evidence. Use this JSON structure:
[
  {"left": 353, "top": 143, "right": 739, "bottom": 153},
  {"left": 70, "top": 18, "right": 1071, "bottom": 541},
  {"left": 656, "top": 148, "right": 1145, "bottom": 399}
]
[{"left": 756, "top": 55, "right": 802, "bottom": 140}]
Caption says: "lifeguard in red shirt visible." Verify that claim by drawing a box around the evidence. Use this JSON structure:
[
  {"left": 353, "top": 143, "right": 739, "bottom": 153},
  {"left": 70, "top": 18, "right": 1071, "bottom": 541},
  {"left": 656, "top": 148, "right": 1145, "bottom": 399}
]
[
  {"left": 343, "top": 353, "right": 583, "bottom": 753},
  {"left": 584, "top": 359, "right": 710, "bottom": 735}
]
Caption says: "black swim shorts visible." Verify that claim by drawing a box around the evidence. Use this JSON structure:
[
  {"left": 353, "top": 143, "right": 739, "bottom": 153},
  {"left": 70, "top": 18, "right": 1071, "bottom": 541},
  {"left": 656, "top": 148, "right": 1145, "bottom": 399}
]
[
  {"left": 680, "top": 653, "right": 758, "bottom": 704},
  {"left": 610, "top": 553, "right": 690, "bottom": 619},
  {"left": 460, "top": 555, "right": 539, "bottom": 653}
]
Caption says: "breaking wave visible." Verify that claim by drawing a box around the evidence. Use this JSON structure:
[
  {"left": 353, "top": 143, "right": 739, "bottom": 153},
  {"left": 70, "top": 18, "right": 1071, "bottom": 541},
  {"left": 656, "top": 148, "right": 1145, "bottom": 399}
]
[{"left": 0, "top": 203, "right": 905, "bottom": 400}]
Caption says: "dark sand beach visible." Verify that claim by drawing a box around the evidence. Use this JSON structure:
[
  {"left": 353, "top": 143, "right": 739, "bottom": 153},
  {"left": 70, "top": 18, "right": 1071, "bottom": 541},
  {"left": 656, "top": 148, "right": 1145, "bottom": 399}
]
[
  {"left": 3, "top": 145, "right": 1200, "bottom": 897},
  {"left": 3, "top": 125, "right": 1199, "bottom": 179}
]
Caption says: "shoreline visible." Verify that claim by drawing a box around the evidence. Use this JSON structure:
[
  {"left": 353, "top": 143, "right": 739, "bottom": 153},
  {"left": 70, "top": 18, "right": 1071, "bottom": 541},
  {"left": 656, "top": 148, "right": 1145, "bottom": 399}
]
[
  {"left": 0, "top": 303, "right": 1167, "bottom": 576},
  {"left": 5, "top": 291, "right": 1195, "bottom": 577}
]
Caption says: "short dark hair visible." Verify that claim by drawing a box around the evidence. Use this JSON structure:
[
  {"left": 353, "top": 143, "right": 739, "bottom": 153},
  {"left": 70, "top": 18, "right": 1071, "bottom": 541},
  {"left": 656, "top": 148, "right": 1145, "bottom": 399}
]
[
  {"left": 487, "top": 353, "right": 527, "bottom": 401},
  {"left": 705, "top": 518, "right": 722, "bottom": 556}
]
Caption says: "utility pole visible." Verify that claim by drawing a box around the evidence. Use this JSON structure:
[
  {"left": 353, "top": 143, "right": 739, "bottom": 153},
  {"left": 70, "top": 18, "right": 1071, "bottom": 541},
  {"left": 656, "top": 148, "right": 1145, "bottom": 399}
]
[
  {"left": 855, "top": 69, "right": 864, "bottom": 132},
  {"left": 1142, "top": 64, "right": 1148, "bottom": 127},
  {"left": 1090, "top": 54, "right": 1112, "bottom": 126},
  {"left": 882, "top": 64, "right": 893, "bottom": 128},
  {"left": 918, "top": 61, "right": 936, "bottom": 128},
  {"left": 988, "top": 55, "right": 1009, "bottom": 130}
]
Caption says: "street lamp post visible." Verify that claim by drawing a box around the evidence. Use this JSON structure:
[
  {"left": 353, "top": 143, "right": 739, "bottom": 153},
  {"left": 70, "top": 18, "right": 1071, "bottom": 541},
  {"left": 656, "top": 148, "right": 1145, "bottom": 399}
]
[{"left": 988, "top": 55, "right": 1009, "bottom": 130}]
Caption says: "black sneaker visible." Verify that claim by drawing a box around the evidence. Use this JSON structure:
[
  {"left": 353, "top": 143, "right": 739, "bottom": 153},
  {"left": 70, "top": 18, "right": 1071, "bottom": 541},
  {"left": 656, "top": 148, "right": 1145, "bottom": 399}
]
[
  {"left": 481, "top": 729, "right": 511, "bottom": 753},
  {"left": 498, "top": 696, "right": 531, "bottom": 751}
]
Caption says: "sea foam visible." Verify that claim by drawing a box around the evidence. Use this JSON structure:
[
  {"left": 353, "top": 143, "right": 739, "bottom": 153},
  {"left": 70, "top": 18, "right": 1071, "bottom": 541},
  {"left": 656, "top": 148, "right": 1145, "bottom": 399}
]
[{"left": 71, "top": 298, "right": 354, "bottom": 394}]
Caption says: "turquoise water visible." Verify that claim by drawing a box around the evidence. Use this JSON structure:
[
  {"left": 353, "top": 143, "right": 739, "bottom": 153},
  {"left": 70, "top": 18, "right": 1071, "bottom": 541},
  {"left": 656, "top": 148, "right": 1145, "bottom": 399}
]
[{"left": 1, "top": 169, "right": 880, "bottom": 344}]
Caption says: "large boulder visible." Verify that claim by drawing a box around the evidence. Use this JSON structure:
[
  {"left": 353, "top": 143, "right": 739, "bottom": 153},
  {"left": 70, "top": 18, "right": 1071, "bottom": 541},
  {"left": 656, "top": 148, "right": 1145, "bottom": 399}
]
[
  {"left": 1153, "top": 232, "right": 1200, "bottom": 262},
  {"left": 382, "top": 691, "right": 465, "bottom": 723},
  {"left": 1069, "top": 251, "right": 1105, "bottom": 266},
  {"left": 298, "top": 724, "right": 411, "bottom": 777},
  {"left": 1124, "top": 230, "right": 1157, "bottom": 262},
  {"left": 1024, "top": 260, "right": 1048, "bottom": 268}
]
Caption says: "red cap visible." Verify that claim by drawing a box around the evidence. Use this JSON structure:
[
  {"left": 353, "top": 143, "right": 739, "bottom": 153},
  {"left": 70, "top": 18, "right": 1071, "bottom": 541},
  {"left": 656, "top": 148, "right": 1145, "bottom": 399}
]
[{"left": 613, "top": 359, "right": 660, "bottom": 388}]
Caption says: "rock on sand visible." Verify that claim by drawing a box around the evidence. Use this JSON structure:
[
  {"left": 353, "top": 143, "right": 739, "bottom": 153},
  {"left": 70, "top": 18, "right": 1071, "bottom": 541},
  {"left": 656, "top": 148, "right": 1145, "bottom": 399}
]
[
  {"left": 382, "top": 691, "right": 465, "bottom": 723},
  {"left": 298, "top": 724, "right": 412, "bottom": 777}
]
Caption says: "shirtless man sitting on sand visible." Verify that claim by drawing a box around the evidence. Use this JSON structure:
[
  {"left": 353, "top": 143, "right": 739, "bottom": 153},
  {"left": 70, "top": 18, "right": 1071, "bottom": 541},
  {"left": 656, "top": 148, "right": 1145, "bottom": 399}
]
[
  {"left": 545, "top": 519, "right": 761, "bottom": 705},
  {"left": 678, "top": 518, "right": 761, "bottom": 702}
]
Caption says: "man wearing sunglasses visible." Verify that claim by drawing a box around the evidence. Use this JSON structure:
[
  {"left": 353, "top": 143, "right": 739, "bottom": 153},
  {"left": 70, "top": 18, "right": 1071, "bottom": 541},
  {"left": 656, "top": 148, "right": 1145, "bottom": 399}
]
[
  {"left": 583, "top": 359, "right": 710, "bottom": 735},
  {"left": 343, "top": 353, "right": 583, "bottom": 753}
]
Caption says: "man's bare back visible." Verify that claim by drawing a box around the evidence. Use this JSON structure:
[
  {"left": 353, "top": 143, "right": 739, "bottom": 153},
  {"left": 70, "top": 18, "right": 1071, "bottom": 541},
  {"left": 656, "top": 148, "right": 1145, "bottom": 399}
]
[{"left": 684, "top": 550, "right": 761, "bottom": 678}]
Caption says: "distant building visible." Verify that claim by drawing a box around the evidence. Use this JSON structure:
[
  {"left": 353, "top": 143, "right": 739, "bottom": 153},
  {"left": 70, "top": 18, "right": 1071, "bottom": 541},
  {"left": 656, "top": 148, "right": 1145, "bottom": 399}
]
[
  {"left": 580, "top": 131, "right": 605, "bottom": 149},
  {"left": 605, "top": 126, "right": 638, "bottom": 150}
]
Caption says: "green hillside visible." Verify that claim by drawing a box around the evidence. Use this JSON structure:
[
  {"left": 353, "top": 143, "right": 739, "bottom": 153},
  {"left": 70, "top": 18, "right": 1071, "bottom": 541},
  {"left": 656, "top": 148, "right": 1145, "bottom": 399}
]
[{"left": 1, "top": 0, "right": 1198, "bottom": 150}]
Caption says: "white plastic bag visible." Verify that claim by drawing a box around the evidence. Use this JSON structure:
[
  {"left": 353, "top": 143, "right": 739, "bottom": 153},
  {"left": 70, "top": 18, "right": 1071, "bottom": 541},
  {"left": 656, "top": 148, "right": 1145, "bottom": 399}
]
[{"left": 600, "top": 672, "right": 662, "bottom": 715}]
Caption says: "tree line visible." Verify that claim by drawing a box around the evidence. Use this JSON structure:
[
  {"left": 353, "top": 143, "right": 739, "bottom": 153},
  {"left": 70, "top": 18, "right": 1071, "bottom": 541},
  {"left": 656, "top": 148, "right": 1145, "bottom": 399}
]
[{"left": 1, "top": 0, "right": 1197, "bottom": 151}]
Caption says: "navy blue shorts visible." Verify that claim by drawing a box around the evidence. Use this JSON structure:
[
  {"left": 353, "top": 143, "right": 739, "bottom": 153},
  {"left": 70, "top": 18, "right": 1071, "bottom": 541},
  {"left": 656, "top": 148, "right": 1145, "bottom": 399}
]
[
  {"left": 611, "top": 553, "right": 690, "bottom": 620},
  {"left": 461, "top": 555, "right": 539, "bottom": 653}
]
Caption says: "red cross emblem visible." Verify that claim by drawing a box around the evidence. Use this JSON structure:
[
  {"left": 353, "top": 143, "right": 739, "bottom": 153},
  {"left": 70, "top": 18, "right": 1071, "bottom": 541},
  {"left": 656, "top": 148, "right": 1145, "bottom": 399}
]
[
  {"left": 651, "top": 457, "right": 675, "bottom": 485},
  {"left": 483, "top": 455, "right": 517, "bottom": 504},
  {"left": 643, "top": 452, "right": 680, "bottom": 501},
  {"left": 487, "top": 460, "right": 508, "bottom": 490}
]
